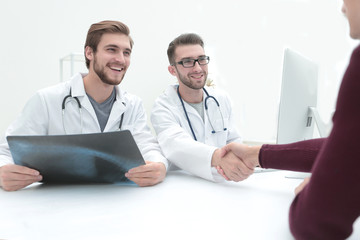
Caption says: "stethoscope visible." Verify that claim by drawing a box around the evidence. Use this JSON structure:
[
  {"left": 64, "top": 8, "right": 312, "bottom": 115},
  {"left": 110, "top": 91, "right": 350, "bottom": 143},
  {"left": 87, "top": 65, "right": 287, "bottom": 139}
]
[
  {"left": 177, "top": 85, "right": 227, "bottom": 141},
  {"left": 62, "top": 88, "right": 124, "bottom": 134}
]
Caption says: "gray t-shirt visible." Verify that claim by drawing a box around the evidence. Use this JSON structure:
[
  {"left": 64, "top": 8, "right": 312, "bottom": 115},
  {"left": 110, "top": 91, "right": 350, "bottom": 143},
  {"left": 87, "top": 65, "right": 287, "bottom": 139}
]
[
  {"left": 187, "top": 101, "right": 204, "bottom": 122},
  {"left": 87, "top": 87, "right": 116, "bottom": 132}
]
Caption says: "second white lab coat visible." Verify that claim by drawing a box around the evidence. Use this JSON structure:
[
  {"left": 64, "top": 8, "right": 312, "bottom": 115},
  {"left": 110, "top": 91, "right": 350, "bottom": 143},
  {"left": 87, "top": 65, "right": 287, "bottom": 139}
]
[
  {"left": 0, "top": 73, "right": 168, "bottom": 169},
  {"left": 151, "top": 85, "right": 242, "bottom": 182}
]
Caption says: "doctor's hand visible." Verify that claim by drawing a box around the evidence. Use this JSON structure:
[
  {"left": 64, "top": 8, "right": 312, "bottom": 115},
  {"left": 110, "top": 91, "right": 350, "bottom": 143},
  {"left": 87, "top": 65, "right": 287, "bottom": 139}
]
[
  {"left": 215, "top": 143, "right": 262, "bottom": 182},
  {"left": 125, "top": 161, "right": 166, "bottom": 187},
  {"left": 0, "top": 164, "right": 42, "bottom": 191},
  {"left": 220, "top": 143, "right": 261, "bottom": 170},
  {"left": 212, "top": 149, "right": 253, "bottom": 182}
]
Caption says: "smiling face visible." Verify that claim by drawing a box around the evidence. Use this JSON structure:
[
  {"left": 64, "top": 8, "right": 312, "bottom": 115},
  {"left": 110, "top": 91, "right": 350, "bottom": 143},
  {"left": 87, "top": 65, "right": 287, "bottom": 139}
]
[
  {"left": 169, "top": 44, "right": 208, "bottom": 90},
  {"left": 342, "top": 0, "right": 360, "bottom": 39},
  {"left": 85, "top": 33, "right": 131, "bottom": 85}
]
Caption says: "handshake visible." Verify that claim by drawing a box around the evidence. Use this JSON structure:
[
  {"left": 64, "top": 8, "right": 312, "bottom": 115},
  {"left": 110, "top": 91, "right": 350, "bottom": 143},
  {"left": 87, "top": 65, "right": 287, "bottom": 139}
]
[{"left": 212, "top": 143, "right": 262, "bottom": 182}]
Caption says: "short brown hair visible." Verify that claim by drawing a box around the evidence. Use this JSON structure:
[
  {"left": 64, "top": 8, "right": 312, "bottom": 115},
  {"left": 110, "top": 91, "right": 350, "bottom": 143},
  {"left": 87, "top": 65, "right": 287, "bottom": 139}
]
[
  {"left": 84, "top": 20, "right": 134, "bottom": 69},
  {"left": 167, "top": 33, "right": 204, "bottom": 65}
]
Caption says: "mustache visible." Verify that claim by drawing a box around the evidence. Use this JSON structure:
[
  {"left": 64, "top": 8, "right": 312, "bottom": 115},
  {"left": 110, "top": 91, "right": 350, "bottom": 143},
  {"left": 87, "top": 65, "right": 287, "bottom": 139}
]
[{"left": 188, "top": 71, "right": 206, "bottom": 75}]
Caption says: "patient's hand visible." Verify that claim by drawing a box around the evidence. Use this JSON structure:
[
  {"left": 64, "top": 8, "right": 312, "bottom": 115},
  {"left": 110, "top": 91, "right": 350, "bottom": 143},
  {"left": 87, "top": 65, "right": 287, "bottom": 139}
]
[
  {"left": 220, "top": 143, "right": 261, "bottom": 170},
  {"left": 217, "top": 150, "right": 254, "bottom": 182},
  {"left": 216, "top": 143, "right": 262, "bottom": 181},
  {"left": 295, "top": 177, "right": 311, "bottom": 195}
]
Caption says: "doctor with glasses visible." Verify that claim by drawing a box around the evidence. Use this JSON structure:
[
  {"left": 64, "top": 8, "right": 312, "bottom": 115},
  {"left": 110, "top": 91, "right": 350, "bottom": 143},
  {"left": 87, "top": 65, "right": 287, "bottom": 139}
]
[{"left": 151, "top": 33, "right": 249, "bottom": 182}]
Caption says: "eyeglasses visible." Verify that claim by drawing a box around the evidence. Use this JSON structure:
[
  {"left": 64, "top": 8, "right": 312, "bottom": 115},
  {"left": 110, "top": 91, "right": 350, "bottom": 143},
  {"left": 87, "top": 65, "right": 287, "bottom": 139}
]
[{"left": 174, "top": 56, "right": 210, "bottom": 68}]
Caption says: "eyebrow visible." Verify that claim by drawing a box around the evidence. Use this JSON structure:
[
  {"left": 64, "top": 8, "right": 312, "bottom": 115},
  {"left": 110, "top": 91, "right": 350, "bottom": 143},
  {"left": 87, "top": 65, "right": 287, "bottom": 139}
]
[
  {"left": 104, "top": 44, "right": 132, "bottom": 53},
  {"left": 180, "top": 55, "right": 206, "bottom": 60}
]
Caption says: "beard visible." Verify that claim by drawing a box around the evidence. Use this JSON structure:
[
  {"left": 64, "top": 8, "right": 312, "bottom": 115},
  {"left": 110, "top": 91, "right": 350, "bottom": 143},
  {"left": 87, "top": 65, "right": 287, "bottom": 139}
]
[
  {"left": 176, "top": 68, "right": 208, "bottom": 90},
  {"left": 93, "top": 56, "right": 126, "bottom": 86}
]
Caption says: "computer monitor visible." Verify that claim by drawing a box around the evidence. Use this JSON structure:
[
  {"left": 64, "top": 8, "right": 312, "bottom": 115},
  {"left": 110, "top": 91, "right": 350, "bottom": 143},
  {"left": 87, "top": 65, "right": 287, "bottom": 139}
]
[{"left": 276, "top": 48, "right": 323, "bottom": 144}]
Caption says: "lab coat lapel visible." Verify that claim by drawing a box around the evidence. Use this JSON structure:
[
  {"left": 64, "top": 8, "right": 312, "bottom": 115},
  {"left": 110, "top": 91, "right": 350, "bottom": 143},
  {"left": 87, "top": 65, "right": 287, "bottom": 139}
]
[
  {"left": 203, "top": 87, "right": 215, "bottom": 138},
  {"left": 70, "top": 73, "right": 100, "bottom": 130},
  {"left": 168, "top": 85, "right": 201, "bottom": 118},
  {"left": 104, "top": 86, "right": 126, "bottom": 132}
]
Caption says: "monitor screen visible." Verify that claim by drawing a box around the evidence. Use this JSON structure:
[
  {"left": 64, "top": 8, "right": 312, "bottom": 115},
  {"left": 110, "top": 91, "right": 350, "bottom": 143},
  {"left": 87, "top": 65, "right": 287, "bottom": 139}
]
[{"left": 276, "top": 48, "right": 318, "bottom": 144}]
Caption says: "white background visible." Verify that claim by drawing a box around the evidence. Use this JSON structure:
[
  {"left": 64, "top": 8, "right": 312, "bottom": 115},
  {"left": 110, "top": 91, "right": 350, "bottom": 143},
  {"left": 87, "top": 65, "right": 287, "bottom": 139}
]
[{"left": 0, "top": 0, "right": 358, "bottom": 142}]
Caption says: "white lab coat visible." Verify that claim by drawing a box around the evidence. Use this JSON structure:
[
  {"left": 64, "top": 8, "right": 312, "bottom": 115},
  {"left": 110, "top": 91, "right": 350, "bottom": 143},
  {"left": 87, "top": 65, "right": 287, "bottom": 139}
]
[
  {"left": 0, "top": 73, "right": 168, "bottom": 169},
  {"left": 151, "top": 85, "right": 242, "bottom": 182}
]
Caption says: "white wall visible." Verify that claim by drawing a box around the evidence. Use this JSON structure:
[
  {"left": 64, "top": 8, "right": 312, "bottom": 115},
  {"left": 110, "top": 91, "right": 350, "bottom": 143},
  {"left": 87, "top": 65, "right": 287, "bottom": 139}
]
[{"left": 0, "top": 0, "right": 357, "bottom": 142}]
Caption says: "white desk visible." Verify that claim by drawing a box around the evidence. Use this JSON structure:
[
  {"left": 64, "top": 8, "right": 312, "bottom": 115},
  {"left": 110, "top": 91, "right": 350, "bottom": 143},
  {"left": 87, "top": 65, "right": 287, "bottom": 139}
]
[{"left": 0, "top": 170, "right": 359, "bottom": 240}]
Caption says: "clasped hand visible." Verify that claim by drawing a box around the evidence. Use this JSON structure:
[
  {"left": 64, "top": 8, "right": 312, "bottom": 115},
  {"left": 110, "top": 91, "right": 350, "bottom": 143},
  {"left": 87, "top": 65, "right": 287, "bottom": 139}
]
[{"left": 215, "top": 143, "right": 261, "bottom": 182}]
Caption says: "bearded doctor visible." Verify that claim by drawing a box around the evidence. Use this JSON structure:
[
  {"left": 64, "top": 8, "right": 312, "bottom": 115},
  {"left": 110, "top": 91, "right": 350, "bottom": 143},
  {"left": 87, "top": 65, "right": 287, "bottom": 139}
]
[
  {"left": 0, "top": 20, "right": 168, "bottom": 191},
  {"left": 151, "top": 33, "right": 250, "bottom": 182}
]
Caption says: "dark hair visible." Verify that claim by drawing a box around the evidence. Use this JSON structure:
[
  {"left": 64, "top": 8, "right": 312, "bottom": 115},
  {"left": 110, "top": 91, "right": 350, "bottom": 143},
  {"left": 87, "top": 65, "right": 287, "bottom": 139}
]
[
  {"left": 167, "top": 33, "right": 204, "bottom": 65},
  {"left": 84, "top": 20, "right": 134, "bottom": 69}
]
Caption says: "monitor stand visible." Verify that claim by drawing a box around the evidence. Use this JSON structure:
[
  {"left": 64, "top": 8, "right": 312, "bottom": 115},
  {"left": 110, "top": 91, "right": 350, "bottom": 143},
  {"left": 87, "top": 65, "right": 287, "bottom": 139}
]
[
  {"left": 285, "top": 107, "right": 331, "bottom": 179},
  {"left": 307, "top": 106, "right": 329, "bottom": 138}
]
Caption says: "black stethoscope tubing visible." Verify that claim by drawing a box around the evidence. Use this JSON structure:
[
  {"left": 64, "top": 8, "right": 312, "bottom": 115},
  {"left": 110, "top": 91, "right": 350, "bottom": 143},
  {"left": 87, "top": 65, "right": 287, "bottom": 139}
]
[
  {"left": 62, "top": 88, "right": 124, "bottom": 133},
  {"left": 177, "top": 85, "right": 226, "bottom": 141}
]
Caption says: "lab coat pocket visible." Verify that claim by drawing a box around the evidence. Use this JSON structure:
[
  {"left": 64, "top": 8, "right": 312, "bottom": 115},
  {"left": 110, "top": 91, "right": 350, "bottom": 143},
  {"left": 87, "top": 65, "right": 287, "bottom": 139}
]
[
  {"left": 211, "top": 117, "right": 229, "bottom": 133},
  {"left": 211, "top": 117, "right": 229, "bottom": 145}
]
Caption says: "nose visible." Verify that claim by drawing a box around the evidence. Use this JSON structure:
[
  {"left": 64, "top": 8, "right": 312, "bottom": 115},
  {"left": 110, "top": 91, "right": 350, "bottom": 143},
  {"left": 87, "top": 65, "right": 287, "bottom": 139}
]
[
  {"left": 115, "top": 52, "right": 126, "bottom": 63},
  {"left": 341, "top": 3, "right": 346, "bottom": 15},
  {"left": 193, "top": 60, "right": 203, "bottom": 71}
]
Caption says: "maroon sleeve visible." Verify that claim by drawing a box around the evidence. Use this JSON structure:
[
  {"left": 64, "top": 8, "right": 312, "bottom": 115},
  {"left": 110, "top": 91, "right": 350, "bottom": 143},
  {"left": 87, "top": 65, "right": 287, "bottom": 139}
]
[
  {"left": 288, "top": 46, "right": 360, "bottom": 239},
  {"left": 259, "top": 138, "right": 325, "bottom": 172}
]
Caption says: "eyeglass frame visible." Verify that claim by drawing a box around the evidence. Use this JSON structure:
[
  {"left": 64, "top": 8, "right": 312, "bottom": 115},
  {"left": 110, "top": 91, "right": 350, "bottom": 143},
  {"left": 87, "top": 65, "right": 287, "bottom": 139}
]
[{"left": 173, "top": 56, "right": 210, "bottom": 68}]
